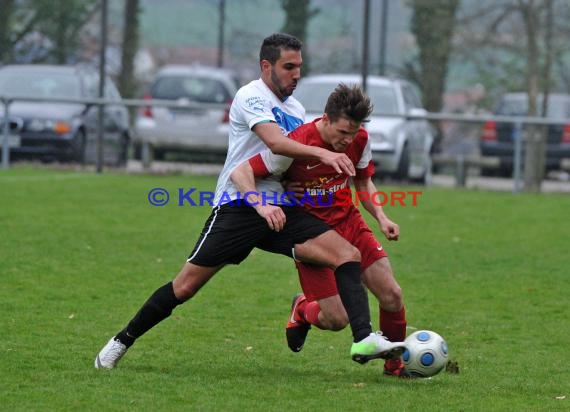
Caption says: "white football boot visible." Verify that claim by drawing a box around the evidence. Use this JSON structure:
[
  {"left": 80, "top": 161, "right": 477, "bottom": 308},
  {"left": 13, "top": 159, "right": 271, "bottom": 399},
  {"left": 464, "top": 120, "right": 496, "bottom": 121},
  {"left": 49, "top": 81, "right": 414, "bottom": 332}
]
[{"left": 94, "top": 337, "right": 127, "bottom": 369}]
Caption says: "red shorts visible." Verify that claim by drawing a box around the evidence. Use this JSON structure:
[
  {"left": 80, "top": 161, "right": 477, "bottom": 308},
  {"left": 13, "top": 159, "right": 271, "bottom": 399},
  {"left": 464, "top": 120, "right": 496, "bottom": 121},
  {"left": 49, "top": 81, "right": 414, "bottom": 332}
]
[{"left": 296, "top": 208, "right": 388, "bottom": 302}]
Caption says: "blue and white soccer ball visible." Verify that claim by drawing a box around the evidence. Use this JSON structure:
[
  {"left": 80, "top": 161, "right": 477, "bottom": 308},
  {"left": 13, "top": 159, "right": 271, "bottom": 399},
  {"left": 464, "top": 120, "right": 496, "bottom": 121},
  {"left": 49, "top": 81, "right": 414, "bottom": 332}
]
[{"left": 403, "top": 330, "right": 449, "bottom": 378}]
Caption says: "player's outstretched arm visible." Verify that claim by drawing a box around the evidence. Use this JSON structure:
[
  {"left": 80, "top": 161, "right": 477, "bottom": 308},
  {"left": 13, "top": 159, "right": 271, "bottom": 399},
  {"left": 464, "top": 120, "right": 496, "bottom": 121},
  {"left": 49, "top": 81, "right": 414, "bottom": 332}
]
[
  {"left": 353, "top": 177, "right": 399, "bottom": 241},
  {"left": 252, "top": 122, "right": 355, "bottom": 176}
]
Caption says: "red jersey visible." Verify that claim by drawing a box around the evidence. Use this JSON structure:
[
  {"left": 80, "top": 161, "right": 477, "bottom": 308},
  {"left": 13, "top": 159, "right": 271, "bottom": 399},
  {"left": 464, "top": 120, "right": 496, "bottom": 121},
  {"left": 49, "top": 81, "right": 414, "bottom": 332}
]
[{"left": 249, "top": 118, "right": 375, "bottom": 227}]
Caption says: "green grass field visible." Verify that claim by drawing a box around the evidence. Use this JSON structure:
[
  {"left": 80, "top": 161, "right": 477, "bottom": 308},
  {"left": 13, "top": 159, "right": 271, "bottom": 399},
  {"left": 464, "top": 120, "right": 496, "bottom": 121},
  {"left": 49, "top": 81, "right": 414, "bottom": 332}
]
[{"left": 1, "top": 165, "right": 568, "bottom": 411}]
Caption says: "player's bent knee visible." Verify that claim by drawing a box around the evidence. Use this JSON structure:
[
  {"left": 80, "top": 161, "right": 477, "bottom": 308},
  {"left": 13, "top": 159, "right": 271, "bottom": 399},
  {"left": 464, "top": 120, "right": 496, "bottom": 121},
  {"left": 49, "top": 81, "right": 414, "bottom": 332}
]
[
  {"left": 328, "top": 317, "right": 349, "bottom": 331},
  {"left": 332, "top": 244, "right": 360, "bottom": 266},
  {"left": 172, "top": 263, "right": 219, "bottom": 301},
  {"left": 172, "top": 280, "right": 199, "bottom": 301},
  {"left": 316, "top": 231, "right": 361, "bottom": 264},
  {"left": 381, "top": 285, "right": 404, "bottom": 311},
  {"left": 340, "top": 244, "right": 360, "bottom": 262},
  {"left": 321, "top": 311, "right": 349, "bottom": 331}
]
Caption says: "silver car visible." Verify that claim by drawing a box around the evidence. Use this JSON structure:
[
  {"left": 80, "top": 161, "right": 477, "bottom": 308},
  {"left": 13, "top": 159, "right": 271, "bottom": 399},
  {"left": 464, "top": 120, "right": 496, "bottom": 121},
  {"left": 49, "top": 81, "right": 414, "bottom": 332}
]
[
  {"left": 133, "top": 65, "right": 239, "bottom": 161},
  {"left": 294, "top": 74, "right": 434, "bottom": 183}
]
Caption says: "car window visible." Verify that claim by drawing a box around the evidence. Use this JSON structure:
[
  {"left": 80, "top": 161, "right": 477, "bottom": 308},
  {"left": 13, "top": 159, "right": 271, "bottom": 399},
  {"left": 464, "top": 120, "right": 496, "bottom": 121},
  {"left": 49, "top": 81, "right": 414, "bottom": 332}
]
[
  {"left": 401, "top": 83, "right": 422, "bottom": 110},
  {"left": 497, "top": 95, "right": 570, "bottom": 118},
  {"left": 367, "top": 85, "right": 399, "bottom": 115},
  {"left": 295, "top": 81, "right": 399, "bottom": 116},
  {"left": 105, "top": 79, "right": 121, "bottom": 100},
  {"left": 294, "top": 82, "right": 336, "bottom": 112},
  {"left": 152, "top": 76, "right": 232, "bottom": 103},
  {"left": 0, "top": 71, "right": 80, "bottom": 98},
  {"left": 546, "top": 98, "right": 570, "bottom": 118},
  {"left": 82, "top": 73, "right": 100, "bottom": 98}
]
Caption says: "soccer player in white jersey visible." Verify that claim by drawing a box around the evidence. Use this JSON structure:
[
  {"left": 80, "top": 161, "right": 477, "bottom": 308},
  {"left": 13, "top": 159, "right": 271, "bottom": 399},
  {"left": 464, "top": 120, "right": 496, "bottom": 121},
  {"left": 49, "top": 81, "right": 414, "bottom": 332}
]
[{"left": 94, "top": 33, "right": 405, "bottom": 370}]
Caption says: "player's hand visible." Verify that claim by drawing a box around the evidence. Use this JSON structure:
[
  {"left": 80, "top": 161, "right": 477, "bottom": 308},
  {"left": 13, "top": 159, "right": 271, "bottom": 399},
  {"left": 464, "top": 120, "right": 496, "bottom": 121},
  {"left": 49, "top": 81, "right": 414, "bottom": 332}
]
[
  {"left": 380, "top": 218, "right": 400, "bottom": 241},
  {"left": 319, "top": 151, "right": 355, "bottom": 176},
  {"left": 255, "top": 204, "right": 286, "bottom": 231},
  {"left": 282, "top": 180, "right": 305, "bottom": 199}
]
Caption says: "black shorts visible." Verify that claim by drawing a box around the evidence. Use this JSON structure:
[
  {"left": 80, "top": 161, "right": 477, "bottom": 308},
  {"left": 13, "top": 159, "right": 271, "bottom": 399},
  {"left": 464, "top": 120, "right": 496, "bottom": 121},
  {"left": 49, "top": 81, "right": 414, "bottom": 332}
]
[{"left": 187, "top": 204, "right": 330, "bottom": 267}]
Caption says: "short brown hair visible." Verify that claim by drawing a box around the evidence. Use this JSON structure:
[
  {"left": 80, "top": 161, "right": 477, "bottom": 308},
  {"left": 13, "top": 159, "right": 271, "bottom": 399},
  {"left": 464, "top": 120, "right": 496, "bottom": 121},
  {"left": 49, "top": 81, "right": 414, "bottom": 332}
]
[{"left": 325, "top": 83, "right": 373, "bottom": 123}]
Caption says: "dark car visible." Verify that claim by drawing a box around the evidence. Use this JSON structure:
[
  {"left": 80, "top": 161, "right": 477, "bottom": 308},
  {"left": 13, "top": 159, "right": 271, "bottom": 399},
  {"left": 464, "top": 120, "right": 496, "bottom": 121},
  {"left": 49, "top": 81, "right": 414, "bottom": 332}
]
[
  {"left": 480, "top": 93, "right": 570, "bottom": 176},
  {"left": 0, "top": 64, "right": 130, "bottom": 164}
]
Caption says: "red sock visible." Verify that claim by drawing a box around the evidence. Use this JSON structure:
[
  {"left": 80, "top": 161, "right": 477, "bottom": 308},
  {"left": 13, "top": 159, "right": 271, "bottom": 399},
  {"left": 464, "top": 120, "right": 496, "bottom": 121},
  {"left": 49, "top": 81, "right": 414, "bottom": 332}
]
[
  {"left": 303, "top": 300, "right": 325, "bottom": 329},
  {"left": 380, "top": 307, "right": 407, "bottom": 342}
]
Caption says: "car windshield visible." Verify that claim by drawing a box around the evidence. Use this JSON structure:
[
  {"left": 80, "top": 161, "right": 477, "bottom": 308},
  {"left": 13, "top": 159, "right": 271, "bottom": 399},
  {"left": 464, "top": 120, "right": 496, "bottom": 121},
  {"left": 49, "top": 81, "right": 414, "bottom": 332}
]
[
  {"left": 294, "top": 82, "right": 399, "bottom": 116},
  {"left": 497, "top": 96, "right": 569, "bottom": 118},
  {"left": 0, "top": 71, "right": 81, "bottom": 98},
  {"left": 152, "top": 76, "right": 232, "bottom": 103}
]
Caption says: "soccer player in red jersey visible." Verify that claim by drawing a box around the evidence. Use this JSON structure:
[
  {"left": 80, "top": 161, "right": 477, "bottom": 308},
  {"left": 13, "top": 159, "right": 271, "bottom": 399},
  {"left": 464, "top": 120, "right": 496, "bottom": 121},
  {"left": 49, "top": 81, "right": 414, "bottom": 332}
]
[{"left": 231, "top": 83, "right": 413, "bottom": 378}]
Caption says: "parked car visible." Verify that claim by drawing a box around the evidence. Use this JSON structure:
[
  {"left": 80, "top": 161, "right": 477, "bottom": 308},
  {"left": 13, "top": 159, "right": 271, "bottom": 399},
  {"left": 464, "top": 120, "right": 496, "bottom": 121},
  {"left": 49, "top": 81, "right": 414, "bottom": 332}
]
[
  {"left": 293, "top": 74, "right": 435, "bottom": 183},
  {"left": 133, "top": 65, "right": 239, "bottom": 161},
  {"left": 0, "top": 64, "right": 130, "bottom": 164},
  {"left": 480, "top": 93, "right": 570, "bottom": 176}
]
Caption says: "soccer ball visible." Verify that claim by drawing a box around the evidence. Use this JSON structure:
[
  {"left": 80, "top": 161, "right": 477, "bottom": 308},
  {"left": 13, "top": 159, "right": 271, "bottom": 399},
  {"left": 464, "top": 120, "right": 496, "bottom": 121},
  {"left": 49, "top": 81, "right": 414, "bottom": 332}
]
[{"left": 402, "top": 330, "right": 449, "bottom": 378}]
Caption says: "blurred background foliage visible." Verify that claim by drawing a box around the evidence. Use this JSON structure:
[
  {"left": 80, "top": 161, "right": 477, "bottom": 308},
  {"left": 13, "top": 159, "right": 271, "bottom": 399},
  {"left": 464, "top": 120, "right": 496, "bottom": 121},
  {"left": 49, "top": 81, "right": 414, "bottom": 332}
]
[{"left": 1, "top": 0, "right": 569, "bottom": 113}]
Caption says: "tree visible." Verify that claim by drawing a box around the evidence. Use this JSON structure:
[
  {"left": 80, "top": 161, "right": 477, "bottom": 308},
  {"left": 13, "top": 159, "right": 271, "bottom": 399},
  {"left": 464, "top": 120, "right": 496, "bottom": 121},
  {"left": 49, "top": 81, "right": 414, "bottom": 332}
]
[
  {"left": 118, "top": 0, "right": 140, "bottom": 99},
  {"left": 280, "top": 0, "right": 320, "bottom": 74},
  {"left": 454, "top": 0, "right": 566, "bottom": 192},
  {"left": 1, "top": 0, "right": 99, "bottom": 64},
  {"left": 518, "top": 0, "right": 557, "bottom": 192},
  {"left": 406, "top": 0, "right": 460, "bottom": 152},
  {"left": 0, "top": 0, "right": 15, "bottom": 63}
]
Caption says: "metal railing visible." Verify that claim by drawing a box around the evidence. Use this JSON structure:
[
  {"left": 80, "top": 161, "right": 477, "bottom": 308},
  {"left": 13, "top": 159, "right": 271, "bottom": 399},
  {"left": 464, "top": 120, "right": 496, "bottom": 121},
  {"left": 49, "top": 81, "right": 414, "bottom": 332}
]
[
  {"left": 414, "top": 111, "right": 569, "bottom": 192},
  {"left": 2, "top": 95, "right": 569, "bottom": 192},
  {"left": 0, "top": 94, "right": 227, "bottom": 171}
]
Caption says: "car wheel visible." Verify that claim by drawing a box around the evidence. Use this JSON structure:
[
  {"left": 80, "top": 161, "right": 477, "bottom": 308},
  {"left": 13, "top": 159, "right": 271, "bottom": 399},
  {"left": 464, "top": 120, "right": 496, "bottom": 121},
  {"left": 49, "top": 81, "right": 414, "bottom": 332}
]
[
  {"left": 412, "top": 154, "right": 433, "bottom": 186},
  {"left": 395, "top": 143, "right": 410, "bottom": 180},
  {"left": 153, "top": 149, "right": 166, "bottom": 161},
  {"left": 71, "top": 130, "right": 86, "bottom": 163},
  {"left": 116, "top": 133, "right": 130, "bottom": 166},
  {"left": 480, "top": 167, "right": 497, "bottom": 177},
  {"left": 133, "top": 143, "right": 142, "bottom": 160},
  {"left": 498, "top": 166, "right": 513, "bottom": 178}
]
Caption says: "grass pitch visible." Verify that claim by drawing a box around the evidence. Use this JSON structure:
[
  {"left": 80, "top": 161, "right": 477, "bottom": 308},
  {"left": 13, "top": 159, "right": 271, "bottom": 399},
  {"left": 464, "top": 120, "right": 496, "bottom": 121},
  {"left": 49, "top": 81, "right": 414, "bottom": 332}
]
[{"left": 1, "top": 165, "right": 568, "bottom": 411}]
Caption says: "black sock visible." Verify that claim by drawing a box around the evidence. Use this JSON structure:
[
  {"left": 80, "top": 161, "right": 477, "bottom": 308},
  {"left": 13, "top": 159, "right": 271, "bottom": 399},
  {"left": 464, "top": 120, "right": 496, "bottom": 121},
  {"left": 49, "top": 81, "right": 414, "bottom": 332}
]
[
  {"left": 116, "top": 282, "right": 182, "bottom": 347},
  {"left": 334, "top": 261, "right": 372, "bottom": 342}
]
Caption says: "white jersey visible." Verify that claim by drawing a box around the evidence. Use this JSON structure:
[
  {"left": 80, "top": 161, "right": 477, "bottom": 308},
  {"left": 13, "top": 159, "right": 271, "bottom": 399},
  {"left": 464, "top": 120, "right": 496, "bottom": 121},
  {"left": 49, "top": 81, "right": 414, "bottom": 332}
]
[{"left": 213, "top": 79, "right": 305, "bottom": 205}]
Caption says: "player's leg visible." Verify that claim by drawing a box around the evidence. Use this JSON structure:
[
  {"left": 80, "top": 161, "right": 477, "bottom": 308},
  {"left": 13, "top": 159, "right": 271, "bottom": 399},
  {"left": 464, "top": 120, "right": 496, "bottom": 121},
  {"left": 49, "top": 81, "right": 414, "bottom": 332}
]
[
  {"left": 293, "top": 230, "right": 373, "bottom": 345},
  {"left": 314, "top": 295, "right": 348, "bottom": 330},
  {"left": 293, "top": 262, "right": 347, "bottom": 329},
  {"left": 289, "top": 257, "right": 403, "bottom": 358},
  {"left": 260, "top": 207, "right": 405, "bottom": 362},
  {"left": 361, "top": 257, "right": 406, "bottom": 340},
  {"left": 293, "top": 229, "right": 360, "bottom": 268},
  {"left": 95, "top": 204, "right": 267, "bottom": 369},
  {"left": 361, "top": 257, "right": 412, "bottom": 377},
  {"left": 95, "top": 262, "right": 222, "bottom": 370},
  {"left": 335, "top": 211, "right": 407, "bottom": 340},
  {"left": 258, "top": 207, "right": 364, "bottom": 341},
  {"left": 336, "top": 211, "right": 411, "bottom": 375},
  {"left": 268, "top": 209, "right": 405, "bottom": 363},
  {"left": 286, "top": 270, "right": 347, "bottom": 352}
]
